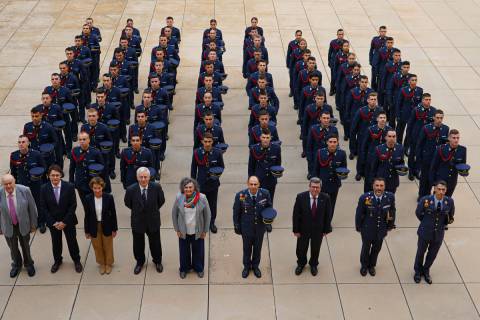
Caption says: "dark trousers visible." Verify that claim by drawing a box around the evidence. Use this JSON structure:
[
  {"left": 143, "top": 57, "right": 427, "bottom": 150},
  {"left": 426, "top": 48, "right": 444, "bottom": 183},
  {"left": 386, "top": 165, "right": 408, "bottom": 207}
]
[
  {"left": 296, "top": 233, "right": 324, "bottom": 267},
  {"left": 49, "top": 225, "right": 80, "bottom": 263},
  {"left": 418, "top": 162, "right": 432, "bottom": 198},
  {"left": 5, "top": 225, "right": 34, "bottom": 268},
  {"left": 325, "top": 189, "right": 339, "bottom": 216},
  {"left": 179, "top": 234, "right": 205, "bottom": 272},
  {"left": 242, "top": 232, "right": 265, "bottom": 269},
  {"left": 414, "top": 237, "right": 442, "bottom": 274},
  {"left": 396, "top": 120, "right": 407, "bottom": 145},
  {"left": 371, "top": 68, "right": 378, "bottom": 91},
  {"left": 77, "top": 189, "right": 92, "bottom": 213},
  {"left": 330, "top": 68, "right": 336, "bottom": 92},
  {"left": 360, "top": 237, "right": 384, "bottom": 268},
  {"left": 446, "top": 178, "right": 457, "bottom": 198},
  {"left": 203, "top": 188, "right": 218, "bottom": 226},
  {"left": 262, "top": 183, "right": 277, "bottom": 202},
  {"left": 132, "top": 229, "right": 162, "bottom": 265}
]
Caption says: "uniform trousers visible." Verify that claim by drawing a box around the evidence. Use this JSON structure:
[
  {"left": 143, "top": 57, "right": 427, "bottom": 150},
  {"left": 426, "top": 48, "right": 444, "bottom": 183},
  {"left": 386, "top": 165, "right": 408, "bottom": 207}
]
[
  {"left": 360, "top": 237, "right": 384, "bottom": 268},
  {"left": 414, "top": 237, "right": 442, "bottom": 274},
  {"left": 203, "top": 188, "right": 218, "bottom": 226},
  {"left": 242, "top": 232, "right": 265, "bottom": 269}
]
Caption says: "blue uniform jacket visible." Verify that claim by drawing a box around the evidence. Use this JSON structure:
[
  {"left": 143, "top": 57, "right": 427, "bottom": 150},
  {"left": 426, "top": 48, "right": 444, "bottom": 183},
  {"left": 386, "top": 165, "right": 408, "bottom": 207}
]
[
  {"left": 191, "top": 147, "right": 225, "bottom": 192},
  {"left": 416, "top": 195, "right": 454, "bottom": 241},
  {"left": 429, "top": 144, "right": 467, "bottom": 187},
  {"left": 233, "top": 188, "right": 272, "bottom": 237},
  {"left": 314, "top": 147, "right": 347, "bottom": 193},
  {"left": 248, "top": 143, "right": 282, "bottom": 187},
  {"left": 355, "top": 191, "right": 396, "bottom": 240}
]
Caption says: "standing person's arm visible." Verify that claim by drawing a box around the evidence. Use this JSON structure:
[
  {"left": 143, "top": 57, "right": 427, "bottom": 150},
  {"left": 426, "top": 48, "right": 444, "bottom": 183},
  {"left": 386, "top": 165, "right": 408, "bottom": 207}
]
[
  {"left": 202, "top": 197, "right": 211, "bottom": 238},
  {"left": 156, "top": 184, "right": 165, "bottom": 208},
  {"left": 355, "top": 196, "right": 366, "bottom": 232},
  {"left": 63, "top": 184, "right": 78, "bottom": 227},
  {"left": 292, "top": 194, "right": 302, "bottom": 237},
  {"left": 233, "top": 193, "right": 242, "bottom": 234},
  {"left": 172, "top": 196, "right": 181, "bottom": 237},
  {"left": 124, "top": 187, "right": 132, "bottom": 209}
]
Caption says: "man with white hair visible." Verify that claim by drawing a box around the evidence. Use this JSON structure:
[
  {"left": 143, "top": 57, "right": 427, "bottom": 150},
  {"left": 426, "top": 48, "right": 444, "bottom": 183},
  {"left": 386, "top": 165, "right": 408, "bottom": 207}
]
[
  {"left": 124, "top": 167, "right": 165, "bottom": 275},
  {"left": 0, "top": 174, "right": 38, "bottom": 278}
]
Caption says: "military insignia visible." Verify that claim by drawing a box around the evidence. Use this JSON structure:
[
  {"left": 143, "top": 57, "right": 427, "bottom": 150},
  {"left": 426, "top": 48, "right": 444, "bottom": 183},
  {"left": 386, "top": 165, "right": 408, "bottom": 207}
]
[
  {"left": 444, "top": 201, "right": 448, "bottom": 205},
  {"left": 365, "top": 197, "right": 372, "bottom": 205},
  {"left": 424, "top": 200, "right": 429, "bottom": 208},
  {"left": 239, "top": 194, "right": 246, "bottom": 202}
]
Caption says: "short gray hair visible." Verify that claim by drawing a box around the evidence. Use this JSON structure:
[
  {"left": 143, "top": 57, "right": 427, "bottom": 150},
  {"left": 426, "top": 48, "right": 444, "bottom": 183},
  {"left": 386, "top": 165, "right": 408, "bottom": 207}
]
[
  {"left": 136, "top": 167, "right": 150, "bottom": 177},
  {"left": 179, "top": 177, "right": 199, "bottom": 193},
  {"left": 309, "top": 177, "right": 322, "bottom": 187}
]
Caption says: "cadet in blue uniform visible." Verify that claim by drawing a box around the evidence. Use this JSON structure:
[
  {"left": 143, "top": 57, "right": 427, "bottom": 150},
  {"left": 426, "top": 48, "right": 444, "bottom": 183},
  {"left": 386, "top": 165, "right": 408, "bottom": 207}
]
[
  {"left": 395, "top": 74, "right": 423, "bottom": 145},
  {"left": 386, "top": 61, "right": 410, "bottom": 128},
  {"left": 288, "top": 40, "right": 308, "bottom": 97},
  {"left": 164, "top": 16, "right": 181, "bottom": 43},
  {"left": 198, "top": 60, "right": 224, "bottom": 89},
  {"left": 248, "top": 92, "right": 277, "bottom": 129},
  {"left": 298, "top": 72, "right": 326, "bottom": 125},
  {"left": 194, "top": 92, "right": 222, "bottom": 129},
  {"left": 429, "top": 129, "right": 467, "bottom": 197},
  {"left": 69, "top": 132, "right": 106, "bottom": 210},
  {"left": 233, "top": 176, "right": 272, "bottom": 278},
  {"left": 195, "top": 111, "right": 225, "bottom": 149},
  {"left": 249, "top": 110, "right": 279, "bottom": 146},
  {"left": 405, "top": 93, "right": 436, "bottom": 180},
  {"left": 414, "top": 181, "right": 454, "bottom": 284},
  {"left": 307, "top": 113, "right": 338, "bottom": 178},
  {"left": 344, "top": 75, "right": 373, "bottom": 141},
  {"left": 120, "top": 135, "right": 153, "bottom": 189},
  {"left": 202, "top": 19, "right": 223, "bottom": 40},
  {"left": 369, "top": 26, "right": 387, "bottom": 91},
  {"left": 378, "top": 48, "right": 401, "bottom": 109},
  {"left": 23, "top": 107, "right": 59, "bottom": 169},
  {"left": 81, "top": 24, "right": 100, "bottom": 89},
  {"left": 292, "top": 49, "right": 311, "bottom": 107},
  {"left": 191, "top": 133, "right": 225, "bottom": 233},
  {"left": 73, "top": 35, "right": 91, "bottom": 61},
  {"left": 149, "top": 74, "right": 172, "bottom": 111},
  {"left": 313, "top": 135, "right": 347, "bottom": 214},
  {"left": 355, "top": 177, "right": 396, "bottom": 276},
  {"left": 244, "top": 17, "right": 264, "bottom": 39},
  {"left": 335, "top": 53, "right": 356, "bottom": 113},
  {"left": 10, "top": 135, "right": 47, "bottom": 233},
  {"left": 360, "top": 112, "right": 392, "bottom": 192},
  {"left": 328, "top": 29, "right": 345, "bottom": 95},
  {"left": 415, "top": 110, "right": 449, "bottom": 198},
  {"left": 85, "top": 18, "right": 102, "bottom": 42},
  {"left": 332, "top": 40, "right": 350, "bottom": 97},
  {"left": 302, "top": 93, "right": 334, "bottom": 157},
  {"left": 249, "top": 76, "right": 279, "bottom": 111},
  {"left": 64, "top": 47, "right": 90, "bottom": 112},
  {"left": 372, "top": 36, "right": 396, "bottom": 93},
  {"left": 286, "top": 30, "right": 302, "bottom": 70},
  {"left": 369, "top": 130, "right": 405, "bottom": 193},
  {"left": 80, "top": 108, "right": 115, "bottom": 179},
  {"left": 246, "top": 60, "right": 273, "bottom": 95},
  {"left": 295, "top": 57, "right": 318, "bottom": 109},
  {"left": 196, "top": 75, "right": 223, "bottom": 105},
  {"left": 248, "top": 129, "right": 282, "bottom": 201}
]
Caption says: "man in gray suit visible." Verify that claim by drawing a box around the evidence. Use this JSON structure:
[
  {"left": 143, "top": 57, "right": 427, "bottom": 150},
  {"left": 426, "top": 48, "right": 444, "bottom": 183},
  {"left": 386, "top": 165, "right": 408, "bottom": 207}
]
[{"left": 0, "top": 174, "right": 38, "bottom": 278}]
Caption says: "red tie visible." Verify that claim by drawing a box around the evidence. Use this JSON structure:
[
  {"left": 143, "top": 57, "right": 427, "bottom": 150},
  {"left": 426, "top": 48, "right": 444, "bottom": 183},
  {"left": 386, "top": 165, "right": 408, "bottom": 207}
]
[{"left": 312, "top": 197, "right": 317, "bottom": 218}]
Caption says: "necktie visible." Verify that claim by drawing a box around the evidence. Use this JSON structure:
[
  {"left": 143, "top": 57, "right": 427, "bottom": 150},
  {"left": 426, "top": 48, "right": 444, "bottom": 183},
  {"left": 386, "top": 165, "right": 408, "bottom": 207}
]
[
  {"left": 436, "top": 201, "right": 441, "bottom": 212},
  {"left": 8, "top": 194, "right": 18, "bottom": 225},
  {"left": 312, "top": 197, "right": 317, "bottom": 218},
  {"left": 142, "top": 188, "right": 147, "bottom": 203},
  {"left": 252, "top": 195, "right": 256, "bottom": 206},
  {"left": 54, "top": 186, "right": 60, "bottom": 204}
]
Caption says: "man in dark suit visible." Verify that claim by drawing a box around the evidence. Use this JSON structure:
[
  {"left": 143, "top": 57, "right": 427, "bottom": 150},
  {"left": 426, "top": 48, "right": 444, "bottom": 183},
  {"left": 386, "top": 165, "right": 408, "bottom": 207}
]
[
  {"left": 124, "top": 166, "right": 165, "bottom": 274},
  {"left": 39, "top": 165, "right": 82, "bottom": 273},
  {"left": 292, "top": 177, "right": 332, "bottom": 276}
]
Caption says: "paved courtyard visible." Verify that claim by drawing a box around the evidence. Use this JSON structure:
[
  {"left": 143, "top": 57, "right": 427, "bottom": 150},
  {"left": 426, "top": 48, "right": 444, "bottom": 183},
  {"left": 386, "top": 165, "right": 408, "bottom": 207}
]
[{"left": 0, "top": 0, "right": 480, "bottom": 319}]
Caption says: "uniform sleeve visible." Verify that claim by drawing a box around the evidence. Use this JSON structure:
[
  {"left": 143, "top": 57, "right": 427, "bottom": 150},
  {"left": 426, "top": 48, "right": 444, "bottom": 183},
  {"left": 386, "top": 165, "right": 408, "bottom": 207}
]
[
  {"left": 248, "top": 148, "right": 255, "bottom": 177},
  {"left": 415, "top": 198, "right": 425, "bottom": 221},
  {"left": 355, "top": 196, "right": 365, "bottom": 231},
  {"left": 233, "top": 193, "right": 241, "bottom": 228},
  {"left": 190, "top": 152, "right": 198, "bottom": 179}
]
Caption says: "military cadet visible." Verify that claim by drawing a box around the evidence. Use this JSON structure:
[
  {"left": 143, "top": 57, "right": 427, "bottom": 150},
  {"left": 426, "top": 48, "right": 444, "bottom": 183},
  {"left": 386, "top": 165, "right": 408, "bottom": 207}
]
[
  {"left": 58, "top": 61, "right": 81, "bottom": 130},
  {"left": 111, "top": 49, "right": 136, "bottom": 114},
  {"left": 124, "top": 25, "right": 143, "bottom": 61},
  {"left": 360, "top": 112, "right": 392, "bottom": 192},
  {"left": 350, "top": 92, "right": 384, "bottom": 176},
  {"left": 99, "top": 72, "right": 126, "bottom": 140},
  {"left": 73, "top": 35, "right": 91, "bottom": 61},
  {"left": 23, "top": 107, "right": 59, "bottom": 170},
  {"left": 332, "top": 40, "right": 350, "bottom": 96},
  {"left": 307, "top": 113, "right": 339, "bottom": 178},
  {"left": 288, "top": 39, "right": 308, "bottom": 97},
  {"left": 81, "top": 108, "right": 115, "bottom": 179},
  {"left": 85, "top": 18, "right": 102, "bottom": 42},
  {"left": 135, "top": 89, "right": 169, "bottom": 126},
  {"left": 150, "top": 60, "right": 175, "bottom": 90},
  {"left": 128, "top": 111, "right": 160, "bottom": 177},
  {"left": 69, "top": 131, "right": 106, "bottom": 210},
  {"left": 335, "top": 52, "right": 356, "bottom": 113},
  {"left": 292, "top": 49, "right": 312, "bottom": 108},
  {"left": 194, "top": 92, "right": 222, "bottom": 129},
  {"left": 122, "top": 19, "right": 142, "bottom": 42},
  {"left": 248, "top": 129, "right": 282, "bottom": 201},
  {"left": 150, "top": 74, "right": 172, "bottom": 110},
  {"left": 396, "top": 74, "right": 423, "bottom": 145},
  {"left": 81, "top": 23, "right": 100, "bottom": 89},
  {"left": 386, "top": 61, "right": 410, "bottom": 128},
  {"left": 248, "top": 92, "right": 277, "bottom": 129},
  {"left": 302, "top": 93, "right": 334, "bottom": 153},
  {"left": 198, "top": 60, "right": 224, "bottom": 89},
  {"left": 202, "top": 40, "right": 224, "bottom": 62},
  {"left": 369, "top": 130, "right": 405, "bottom": 193},
  {"left": 286, "top": 30, "right": 303, "bottom": 70},
  {"left": 233, "top": 176, "right": 272, "bottom": 278},
  {"left": 151, "top": 35, "right": 180, "bottom": 65},
  {"left": 191, "top": 132, "right": 225, "bottom": 233},
  {"left": 313, "top": 134, "right": 347, "bottom": 213},
  {"left": 202, "top": 29, "right": 225, "bottom": 54},
  {"left": 249, "top": 76, "right": 279, "bottom": 111},
  {"left": 120, "top": 135, "right": 154, "bottom": 189},
  {"left": 150, "top": 47, "right": 173, "bottom": 76},
  {"left": 203, "top": 19, "right": 222, "bottom": 40},
  {"left": 245, "top": 50, "right": 264, "bottom": 80},
  {"left": 35, "top": 94, "right": 66, "bottom": 167},
  {"left": 118, "top": 36, "right": 140, "bottom": 93},
  {"left": 64, "top": 46, "right": 90, "bottom": 112},
  {"left": 196, "top": 75, "right": 223, "bottom": 105},
  {"left": 372, "top": 36, "right": 396, "bottom": 94},
  {"left": 200, "top": 50, "right": 225, "bottom": 75},
  {"left": 249, "top": 109, "right": 279, "bottom": 146},
  {"left": 243, "top": 36, "right": 268, "bottom": 78},
  {"left": 246, "top": 59, "right": 273, "bottom": 95},
  {"left": 245, "top": 17, "right": 264, "bottom": 38},
  {"left": 295, "top": 57, "right": 318, "bottom": 110},
  {"left": 378, "top": 48, "right": 401, "bottom": 107},
  {"left": 355, "top": 177, "right": 396, "bottom": 276},
  {"left": 298, "top": 72, "right": 326, "bottom": 125},
  {"left": 429, "top": 129, "right": 467, "bottom": 197},
  {"left": 405, "top": 93, "right": 437, "bottom": 180},
  {"left": 369, "top": 26, "right": 387, "bottom": 90},
  {"left": 194, "top": 111, "right": 225, "bottom": 149},
  {"left": 344, "top": 75, "right": 374, "bottom": 141},
  {"left": 10, "top": 135, "right": 47, "bottom": 233},
  {"left": 163, "top": 16, "right": 181, "bottom": 43},
  {"left": 328, "top": 29, "right": 346, "bottom": 95},
  {"left": 341, "top": 62, "right": 361, "bottom": 115},
  {"left": 415, "top": 110, "right": 449, "bottom": 198},
  {"left": 414, "top": 180, "right": 454, "bottom": 284}
]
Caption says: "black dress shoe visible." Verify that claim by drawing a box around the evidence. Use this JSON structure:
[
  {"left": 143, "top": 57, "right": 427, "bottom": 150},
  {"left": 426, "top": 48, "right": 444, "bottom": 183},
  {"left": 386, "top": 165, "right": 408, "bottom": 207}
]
[
  {"left": 179, "top": 271, "right": 186, "bottom": 279},
  {"left": 121, "top": 137, "right": 127, "bottom": 143},
  {"left": 126, "top": 119, "right": 131, "bottom": 125},
  {"left": 408, "top": 173, "right": 415, "bottom": 181},
  {"left": 155, "top": 263, "right": 163, "bottom": 273},
  {"left": 311, "top": 266, "right": 318, "bottom": 276},
  {"left": 26, "top": 265, "right": 35, "bottom": 277},
  {"left": 9, "top": 266, "right": 20, "bottom": 278},
  {"left": 253, "top": 267, "right": 262, "bottom": 278},
  {"left": 295, "top": 265, "right": 304, "bottom": 275},
  {"left": 197, "top": 271, "right": 204, "bottom": 278},
  {"left": 242, "top": 267, "right": 250, "bottom": 278},
  {"left": 343, "top": 135, "right": 349, "bottom": 141},
  {"left": 134, "top": 89, "right": 139, "bottom": 94},
  {"left": 349, "top": 153, "right": 355, "bottom": 160},
  {"left": 289, "top": 92, "right": 293, "bottom": 97},
  {"left": 355, "top": 174, "right": 362, "bottom": 181},
  {"left": 74, "top": 261, "right": 83, "bottom": 273},
  {"left": 265, "top": 225, "right": 272, "bottom": 233},
  {"left": 109, "top": 172, "right": 116, "bottom": 180},
  {"left": 51, "top": 261, "right": 62, "bottom": 273},
  {"left": 134, "top": 264, "right": 143, "bottom": 274},
  {"left": 39, "top": 225, "right": 47, "bottom": 234},
  {"left": 329, "top": 89, "right": 335, "bottom": 96},
  {"left": 293, "top": 105, "right": 298, "bottom": 110},
  {"left": 368, "top": 267, "right": 376, "bottom": 276},
  {"left": 301, "top": 152, "right": 306, "bottom": 158},
  {"left": 296, "top": 119, "right": 301, "bottom": 125},
  {"left": 424, "top": 273, "right": 432, "bottom": 284},
  {"left": 414, "top": 273, "right": 421, "bottom": 283},
  {"left": 115, "top": 152, "right": 121, "bottom": 159},
  {"left": 210, "top": 224, "right": 218, "bottom": 233},
  {"left": 360, "top": 267, "right": 368, "bottom": 276}
]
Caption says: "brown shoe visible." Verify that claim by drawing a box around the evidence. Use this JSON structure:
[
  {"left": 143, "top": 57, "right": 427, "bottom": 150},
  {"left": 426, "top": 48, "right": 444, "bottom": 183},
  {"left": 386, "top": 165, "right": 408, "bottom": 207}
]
[
  {"left": 105, "top": 265, "right": 112, "bottom": 274},
  {"left": 99, "top": 265, "right": 106, "bottom": 275}
]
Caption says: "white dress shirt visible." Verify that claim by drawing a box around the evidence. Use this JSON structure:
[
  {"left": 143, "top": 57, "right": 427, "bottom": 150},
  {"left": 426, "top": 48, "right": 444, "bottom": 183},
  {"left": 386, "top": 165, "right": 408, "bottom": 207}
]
[{"left": 94, "top": 196, "right": 102, "bottom": 222}]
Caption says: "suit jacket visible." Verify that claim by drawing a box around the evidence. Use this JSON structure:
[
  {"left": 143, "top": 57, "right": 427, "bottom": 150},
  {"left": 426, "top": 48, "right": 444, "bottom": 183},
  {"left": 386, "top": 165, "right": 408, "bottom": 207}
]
[
  {"left": 0, "top": 184, "right": 38, "bottom": 237},
  {"left": 292, "top": 191, "right": 332, "bottom": 236},
  {"left": 124, "top": 182, "right": 165, "bottom": 233},
  {"left": 39, "top": 180, "right": 77, "bottom": 228},
  {"left": 84, "top": 193, "right": 118, "bottom": 237}
]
